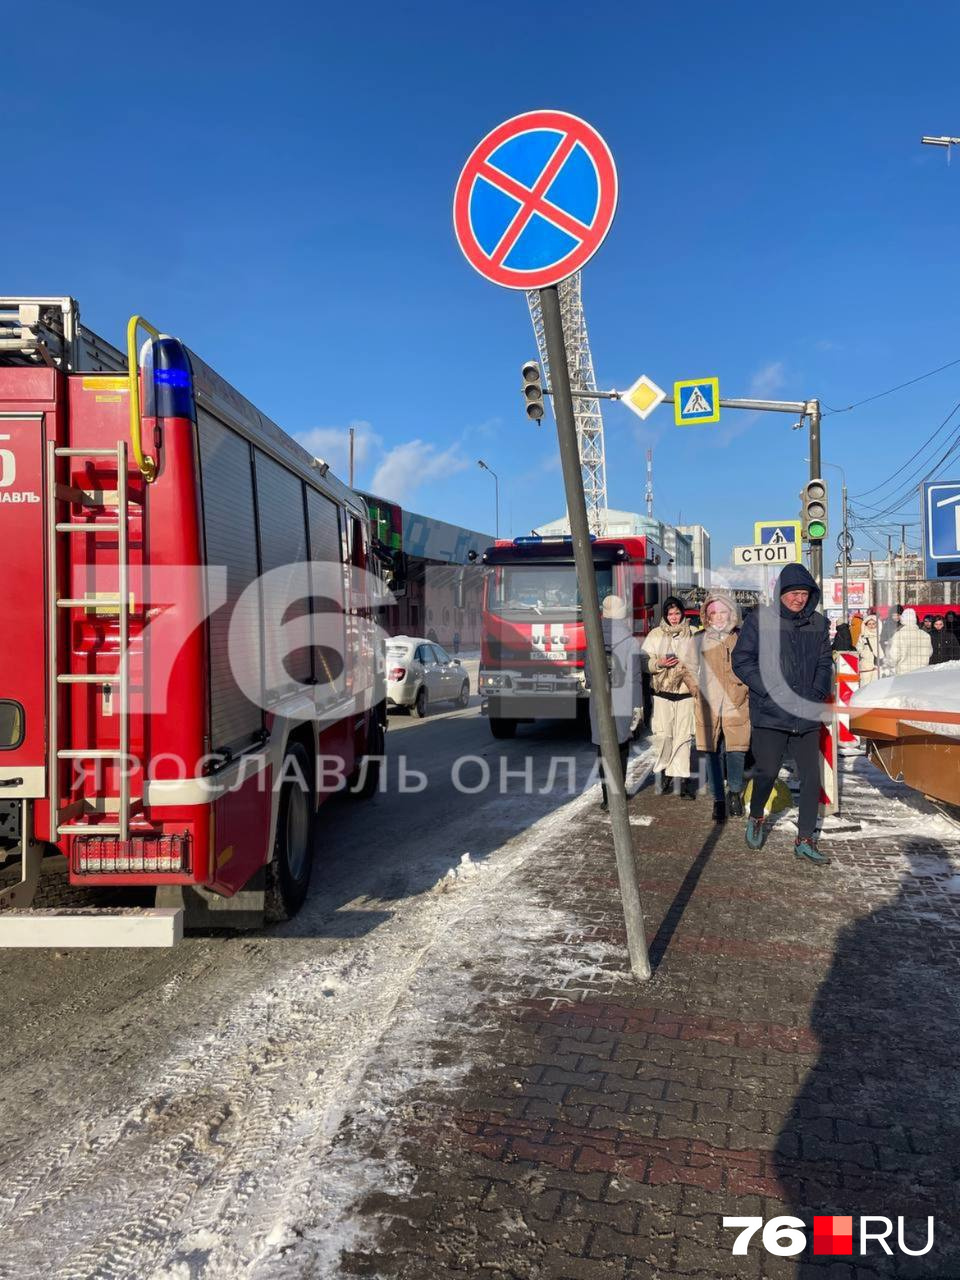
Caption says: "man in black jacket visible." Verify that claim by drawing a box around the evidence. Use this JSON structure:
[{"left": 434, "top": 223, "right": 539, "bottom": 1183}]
[{"left": 732, "top": 563, "right": 834, "bottom": 865}]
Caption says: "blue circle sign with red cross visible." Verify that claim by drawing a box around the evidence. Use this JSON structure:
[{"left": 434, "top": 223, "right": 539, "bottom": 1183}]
[{"left": 453, "top": 109, "right": 618, "bottom": 290}]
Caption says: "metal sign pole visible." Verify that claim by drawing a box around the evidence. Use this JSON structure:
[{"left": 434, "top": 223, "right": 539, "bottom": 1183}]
[{"left": 540, "top": 284, "right": 651, "bottom": 981}]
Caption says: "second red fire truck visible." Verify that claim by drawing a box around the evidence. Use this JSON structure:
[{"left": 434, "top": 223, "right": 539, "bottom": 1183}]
[{"left": 478, "top": 534, "right": 672, "bottom": 737}]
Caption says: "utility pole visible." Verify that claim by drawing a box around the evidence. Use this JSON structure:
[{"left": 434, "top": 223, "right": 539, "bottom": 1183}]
[
  {"left": 808, "top": 401, "right": 823, "bottom": 589},
  {"left": 887, "top": 535, "right": 894, "bottom": 611},
  {"left": 900, "top": 524, "right": 908, "bottom": 606},
  {"left": 841, "top": 480, "right": 849, "bottom": 623},
  {"left": 645, "top": 448, "right": 654, "bottom": 519},
  {"left": 540, "top": 284, "right": 650, "bottom": 981},
  {"left": 349, "top": 426, "right": 355, "bottom": 488}
]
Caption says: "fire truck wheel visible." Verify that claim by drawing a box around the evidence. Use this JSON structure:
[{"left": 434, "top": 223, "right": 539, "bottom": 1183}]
[
  {"left": 414, "top": 686, "right": 429, "bottom": 718},
  {"left": 456, "top": 681, "right": 470, "bottom": 708},
  {"left": 351, "top": 715, "right": 385, "bottom": 801},
  {"left": 265, "top": 741, "right": 315, "bottom": 922},
  {"left": 489, "top": 717, "right": 517, "bottom": 739}
]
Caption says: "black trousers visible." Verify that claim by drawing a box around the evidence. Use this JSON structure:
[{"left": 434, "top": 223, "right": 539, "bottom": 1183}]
[
  {"left": 748, "top": 726, "right": 821, "bottom": 837},
  {"left": 596, "top": 742, "right": 629, "bottom": 803}
]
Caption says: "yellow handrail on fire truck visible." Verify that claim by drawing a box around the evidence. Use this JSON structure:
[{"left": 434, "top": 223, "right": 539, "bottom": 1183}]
[{"left": 126, "top": 313, "right": 161, "bottom": 482}]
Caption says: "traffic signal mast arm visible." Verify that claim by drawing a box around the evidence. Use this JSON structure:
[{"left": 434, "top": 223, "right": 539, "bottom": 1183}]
[
  {"left": 542, "top": 386, "right": 814, "bottom": 415},
  {"left": 524, "top": 371, "right": 826, "bottom": 583}
]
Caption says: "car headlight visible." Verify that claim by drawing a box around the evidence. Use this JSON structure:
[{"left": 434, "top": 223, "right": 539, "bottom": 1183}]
[{"left": 481, "top": 673, "right": 508, "bottom": 690}]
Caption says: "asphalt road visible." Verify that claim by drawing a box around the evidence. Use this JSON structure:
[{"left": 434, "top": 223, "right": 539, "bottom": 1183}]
[{"left": 0, "top": 666, "right": 602, "bottom": 1277}]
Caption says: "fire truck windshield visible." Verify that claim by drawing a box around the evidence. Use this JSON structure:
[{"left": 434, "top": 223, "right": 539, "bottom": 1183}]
[{"left": 493, "top": 564, "right": 614, "bottom": 618}]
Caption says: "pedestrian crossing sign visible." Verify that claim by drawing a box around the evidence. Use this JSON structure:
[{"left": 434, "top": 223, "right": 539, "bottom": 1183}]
[
  {"left": 674, "top": 377, "right": 720, "bottom": 426},
  {"left": 754, "top": 520, "right": 802, "bottom": 562}
]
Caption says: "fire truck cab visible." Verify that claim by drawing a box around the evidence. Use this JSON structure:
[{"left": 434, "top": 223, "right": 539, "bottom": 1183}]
[
  {"left": 478, "top": 534, "right": 670, "bottom": 738},
  {"left": 0, "top": 298, "right": 386, "bottom": 945}
]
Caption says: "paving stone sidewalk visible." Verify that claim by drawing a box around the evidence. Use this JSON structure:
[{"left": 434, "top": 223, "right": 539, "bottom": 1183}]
[{"left": 342, "top": 756, "right": 960, "bottom": 1280}]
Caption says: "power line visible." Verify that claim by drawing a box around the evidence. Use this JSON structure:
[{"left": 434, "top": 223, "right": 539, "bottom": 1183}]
[
  {"left": 852, "top": 399, "right": 960, "bottom": 500},
  {"left": 851, "top": 417, "right": 960, "bottom": 519},
  {"left": 823, "top": 354, "right": 960, "bottom": 416}
]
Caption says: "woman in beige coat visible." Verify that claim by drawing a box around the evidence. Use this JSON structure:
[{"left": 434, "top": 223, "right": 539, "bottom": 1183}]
[{"left": 691, "top": 591, "right": 750, "bottom": 822}]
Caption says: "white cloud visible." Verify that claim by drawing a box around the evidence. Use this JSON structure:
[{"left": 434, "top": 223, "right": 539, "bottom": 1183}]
[
  {"left": 709, "top": 360, "right": 792, "bottom": 447},
  {"left": 749, "top": 361, "right": 787, "bottom": 397},
  {"left": 370, "top": 439, "right": 469, "bottom": 504},
  {"left": 295, "top": 422, "right": 381, "bottom": 479}
]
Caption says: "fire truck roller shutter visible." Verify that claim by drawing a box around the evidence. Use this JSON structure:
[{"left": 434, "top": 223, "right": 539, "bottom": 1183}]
[
  {"left": 306, "top": 487, "right": 347, "bottom": 707},
  {"left": 197, "top": 410, "right": 265, "bottom": 754},
  {"left": 254, "top": 451, "right": 311, "bottom": 694}
]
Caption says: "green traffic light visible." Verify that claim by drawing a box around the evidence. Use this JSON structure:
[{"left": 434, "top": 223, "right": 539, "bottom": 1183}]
[{"left": 808, "top": 520, "right": 827, "bottom": 540}]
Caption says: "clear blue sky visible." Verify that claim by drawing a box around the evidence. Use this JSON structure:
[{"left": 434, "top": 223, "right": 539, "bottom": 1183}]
[{"left": 8, "top": 0, "right": 960, "bottom": 564}]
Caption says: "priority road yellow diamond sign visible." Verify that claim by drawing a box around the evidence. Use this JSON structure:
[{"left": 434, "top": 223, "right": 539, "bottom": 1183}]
[{"left": 622, "top": 374, "right": 666, "bottom": 421}]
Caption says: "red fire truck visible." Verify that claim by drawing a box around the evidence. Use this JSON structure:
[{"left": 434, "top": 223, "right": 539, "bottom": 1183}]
[
  {"left": 478, "top": 534, "right": 671, "bottom": 738},
  {"left": 0, "top": 297, "right": 386, "bottom": 945}
]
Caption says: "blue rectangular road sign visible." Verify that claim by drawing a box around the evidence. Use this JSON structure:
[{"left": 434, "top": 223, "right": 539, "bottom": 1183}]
[
  {"left": 674, "top": 377, "right": 719, "bottom": 426},
  {"left": 922, "top": 480, "right": 960, "bottom": 579}
]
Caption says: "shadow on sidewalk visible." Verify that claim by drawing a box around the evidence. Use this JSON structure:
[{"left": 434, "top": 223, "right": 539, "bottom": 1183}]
[
  {"left": 774, "top": 843, "right": 960, "bottom": 1276},
  {"left": 648, "top": 824, "right": 724, "bottom": 970}
]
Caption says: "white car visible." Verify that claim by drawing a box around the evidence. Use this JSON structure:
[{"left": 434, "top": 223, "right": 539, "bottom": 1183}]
[{"left": 385, "top": 637, "right": 470, "bottom": 717}]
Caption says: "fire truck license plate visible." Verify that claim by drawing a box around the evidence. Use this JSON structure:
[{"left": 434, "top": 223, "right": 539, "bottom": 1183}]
[{"left": 530, "top": 650, "right": 567, "bottom": 661}]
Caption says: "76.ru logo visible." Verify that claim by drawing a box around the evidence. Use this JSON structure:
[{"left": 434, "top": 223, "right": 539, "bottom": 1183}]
[{"left": 723, "top": 1215, "right": 934, "bottom": 1258}]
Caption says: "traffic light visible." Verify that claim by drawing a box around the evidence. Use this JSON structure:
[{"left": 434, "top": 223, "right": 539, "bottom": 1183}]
[
  {"left": 802, "top": 478, "right": 828, "bottom": 541},
  {"left": 521, "top": 360, "right": 545, "bottom": 421}
]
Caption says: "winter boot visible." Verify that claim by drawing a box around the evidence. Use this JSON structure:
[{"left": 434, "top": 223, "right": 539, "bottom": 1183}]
[
  {"left": 794, "top": 835, "right": 830, "bottom": 866},
  {"left": 745, "top": 816, "right": 766, "bottom": 850},
  {"left": 726, "top": 790, "right": 744, "bottom": 818},
  {"left": 712, "top": 799, "right": 726, "bottom": 823},
  {"left": 680, "top": 777, "right": 697, "bottom": 801},
  {"left": 659, "top": 773, "right": 673, "bottom": 796}
]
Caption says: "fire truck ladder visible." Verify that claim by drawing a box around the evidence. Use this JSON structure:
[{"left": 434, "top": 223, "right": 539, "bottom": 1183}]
[{"left": 46, "top": 439, "right": 136, "bottom": 839}]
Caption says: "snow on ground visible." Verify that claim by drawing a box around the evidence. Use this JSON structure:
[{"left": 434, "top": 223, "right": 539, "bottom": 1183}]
[
  {"left": 823, "top": 752, "right": 960, "bottom": 842},
  {"left": 0, "top": 742, "right": 651, "bottom": 1280},
  {"left": 3, "top": 736, "right": 953, "bottom": 1279}
]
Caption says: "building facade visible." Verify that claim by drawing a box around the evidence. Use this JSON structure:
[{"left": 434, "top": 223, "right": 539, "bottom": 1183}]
[{"left": 676, "top": 524, "right": 712, "bottom": 588}]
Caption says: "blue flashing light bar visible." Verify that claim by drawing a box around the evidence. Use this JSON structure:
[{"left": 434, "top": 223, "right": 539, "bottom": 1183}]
[
  {"left": 154, "top": 367, "right": 190, "bottom": 388},
  {"left": 151, "top": 337, "right": 195, "bottom": 421},
  {"left": 513, "top": 534, "right": 596, "bottom": 545}
]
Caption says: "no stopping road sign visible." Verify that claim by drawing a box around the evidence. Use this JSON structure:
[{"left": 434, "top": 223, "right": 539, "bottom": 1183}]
[{"left": 453, "top": 109, "right": 618, "bottom": 290}]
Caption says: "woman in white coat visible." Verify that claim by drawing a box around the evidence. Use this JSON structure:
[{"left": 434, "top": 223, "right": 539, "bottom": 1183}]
[
  {"left": 856, "top": 614, "right": 883, "bottom": 686},
  {"left": 641, "top": 596, "right": 698, "bottom": 797},
  {"left": 885, "top": 608, "right": 932, "bottom": 676}
]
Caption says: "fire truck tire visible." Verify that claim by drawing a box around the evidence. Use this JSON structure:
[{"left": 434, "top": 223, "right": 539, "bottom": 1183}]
[
  {"left": 489, "top": 717, "right": 517, "bottom": 739},
  {"left": 265, "top": 742, "right": 315, "bottom": 922},
  {"left": 351, "top": 714, "right": 385, "bottom": 801},
  {"left": 414, "top": 686, "right": 429, "bottom": 718}
]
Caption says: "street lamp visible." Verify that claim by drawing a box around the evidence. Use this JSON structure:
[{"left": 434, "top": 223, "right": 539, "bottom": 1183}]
[{"left": 477, "top": 459, "right": 499, "bottom": 539}]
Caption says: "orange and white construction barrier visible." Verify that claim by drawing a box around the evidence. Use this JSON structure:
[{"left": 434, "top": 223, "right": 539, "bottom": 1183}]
[
  {"left": 819, "top": 713, "right": 839, "bottom": 816},
  {"left": 834, "top": 649, "right": 860, "bottom": 751}
]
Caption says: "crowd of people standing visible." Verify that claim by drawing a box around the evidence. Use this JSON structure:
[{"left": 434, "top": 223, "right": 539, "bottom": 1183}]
[
  {"left": 591, "top": 569, "right": 959, "bottom": 872},
  {"left": 853, "top": 605, "right": 960, "bottom": 677}
]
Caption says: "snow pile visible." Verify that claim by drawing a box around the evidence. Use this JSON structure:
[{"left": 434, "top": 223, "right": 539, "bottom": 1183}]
[{"left": 851, "top": 661, "right": 960, "bottom": 738}]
